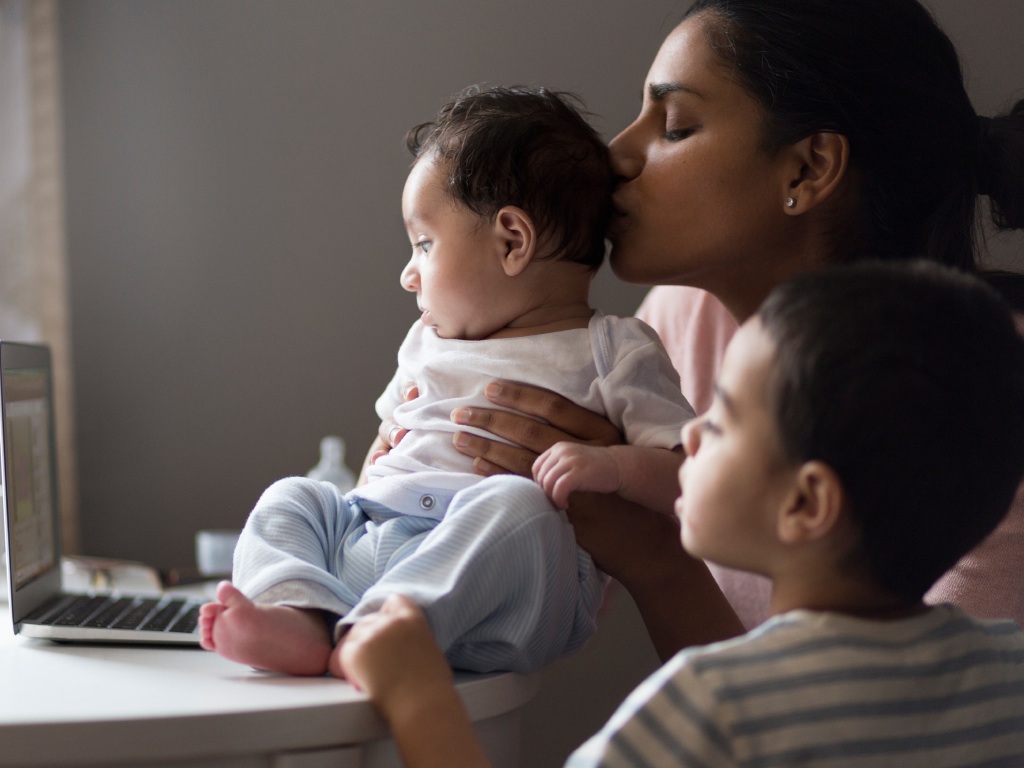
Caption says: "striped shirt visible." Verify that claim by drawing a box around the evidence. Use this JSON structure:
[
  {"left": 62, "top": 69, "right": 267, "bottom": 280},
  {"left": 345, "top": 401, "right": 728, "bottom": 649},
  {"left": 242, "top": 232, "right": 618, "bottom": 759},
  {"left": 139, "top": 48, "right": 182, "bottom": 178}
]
[{"left": 566, "top": 605, "right": 1024, "bottom": 767}]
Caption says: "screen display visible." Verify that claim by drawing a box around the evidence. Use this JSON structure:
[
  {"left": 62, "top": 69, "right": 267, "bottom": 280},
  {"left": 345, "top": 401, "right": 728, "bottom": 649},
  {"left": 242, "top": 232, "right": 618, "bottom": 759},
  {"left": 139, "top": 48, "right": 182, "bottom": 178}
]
[{"left": 2, "top": 367, "right": 57, "bottom": 590}]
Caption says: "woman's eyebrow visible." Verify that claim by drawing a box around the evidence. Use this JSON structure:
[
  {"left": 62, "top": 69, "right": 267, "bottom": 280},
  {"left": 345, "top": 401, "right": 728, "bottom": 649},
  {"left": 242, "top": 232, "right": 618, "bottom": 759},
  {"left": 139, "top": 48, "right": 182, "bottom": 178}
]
[{"left": 648, "top": 81, "right": 707, "bottom": 101}]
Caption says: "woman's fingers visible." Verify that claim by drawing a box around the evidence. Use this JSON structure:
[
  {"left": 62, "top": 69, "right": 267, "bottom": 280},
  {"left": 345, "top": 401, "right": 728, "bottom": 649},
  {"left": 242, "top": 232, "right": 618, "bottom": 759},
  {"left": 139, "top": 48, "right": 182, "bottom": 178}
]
[
  {"left": 452, "top": 429, "right": 538, "bottom": 477},
  {"left": 449, "top": 382, "right": 624, "bottom": 478},
  {"left": 376, "top": 383, "right": 419, "bottom": 451},
  {"left": 483, "top": 381, "right": 623, "bottom": 445}
]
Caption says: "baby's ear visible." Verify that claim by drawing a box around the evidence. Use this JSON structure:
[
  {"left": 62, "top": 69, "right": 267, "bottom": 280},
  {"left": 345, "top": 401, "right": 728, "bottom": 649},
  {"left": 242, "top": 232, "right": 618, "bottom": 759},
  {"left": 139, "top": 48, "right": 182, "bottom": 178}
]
[
  {"left": 494, "top": 206, "right": 537, "bottom": 277},
  {"left": 776, "top": 460, "right": 846, "bottom": 546}
]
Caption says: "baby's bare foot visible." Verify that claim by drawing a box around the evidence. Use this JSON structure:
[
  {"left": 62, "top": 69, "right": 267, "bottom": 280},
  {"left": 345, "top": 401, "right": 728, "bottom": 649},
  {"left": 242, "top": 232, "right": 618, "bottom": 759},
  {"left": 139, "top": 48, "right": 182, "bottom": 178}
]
[{"left": 200, "top": 581, "right": 333, "bottom": 676}]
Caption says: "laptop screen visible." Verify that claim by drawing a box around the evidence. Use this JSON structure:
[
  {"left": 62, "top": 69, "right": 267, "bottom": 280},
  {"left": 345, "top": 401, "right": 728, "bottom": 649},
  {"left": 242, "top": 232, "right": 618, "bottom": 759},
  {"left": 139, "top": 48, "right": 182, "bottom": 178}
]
[{"left": 1, "top": 356, "right": 59, "bottom": 592}]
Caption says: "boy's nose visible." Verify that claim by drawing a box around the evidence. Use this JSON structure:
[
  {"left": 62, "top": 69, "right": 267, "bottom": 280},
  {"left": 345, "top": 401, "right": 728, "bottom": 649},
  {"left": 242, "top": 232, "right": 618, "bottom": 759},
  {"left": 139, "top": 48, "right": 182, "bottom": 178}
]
[{"left": 681, "top": 418, "right": 701, "bottom": 458}]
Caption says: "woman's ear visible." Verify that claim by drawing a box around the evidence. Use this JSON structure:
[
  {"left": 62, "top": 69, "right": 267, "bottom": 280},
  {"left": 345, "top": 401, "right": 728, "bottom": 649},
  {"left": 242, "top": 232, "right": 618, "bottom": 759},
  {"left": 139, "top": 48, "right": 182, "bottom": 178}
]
[
  {"left": 776, "top": 460, "right": 846, "bottom": 546},
  {"left": 782, "top": 132, "right": 850, "bottom": 214},
  {"left": 494, "top": 206, "right": 537, "bottom": 277}
]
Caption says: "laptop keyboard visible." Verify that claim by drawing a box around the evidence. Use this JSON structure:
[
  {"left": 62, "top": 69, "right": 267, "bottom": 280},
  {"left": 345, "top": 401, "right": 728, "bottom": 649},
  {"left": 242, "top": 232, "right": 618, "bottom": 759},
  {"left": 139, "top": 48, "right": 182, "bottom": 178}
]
[{"left": 27, "top": 594, "right": 201, "bottom": 634}]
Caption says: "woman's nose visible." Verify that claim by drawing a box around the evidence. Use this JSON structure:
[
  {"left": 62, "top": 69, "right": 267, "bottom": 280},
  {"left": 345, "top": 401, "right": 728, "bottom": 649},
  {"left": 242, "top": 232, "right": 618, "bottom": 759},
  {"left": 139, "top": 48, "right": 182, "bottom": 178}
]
[
  {"left": 608, "top": 120, "right": 644, "bottom": 183},
  {"left": 400, "top": 259, "right": 418, "bottom": 292}
]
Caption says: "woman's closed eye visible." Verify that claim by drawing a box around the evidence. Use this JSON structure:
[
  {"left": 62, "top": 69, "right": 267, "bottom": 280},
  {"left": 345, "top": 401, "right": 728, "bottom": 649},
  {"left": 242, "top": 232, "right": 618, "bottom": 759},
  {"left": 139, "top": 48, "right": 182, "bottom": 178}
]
[{"left": 664, "top": 125, "right": 698, "bottom": 142}]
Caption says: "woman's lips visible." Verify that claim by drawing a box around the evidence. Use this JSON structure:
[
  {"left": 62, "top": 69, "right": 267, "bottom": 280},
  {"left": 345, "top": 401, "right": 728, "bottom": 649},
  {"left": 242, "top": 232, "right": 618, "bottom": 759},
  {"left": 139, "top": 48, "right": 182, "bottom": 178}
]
[{"left": 607, "top": 206, "right": 629, "bottom": 239}]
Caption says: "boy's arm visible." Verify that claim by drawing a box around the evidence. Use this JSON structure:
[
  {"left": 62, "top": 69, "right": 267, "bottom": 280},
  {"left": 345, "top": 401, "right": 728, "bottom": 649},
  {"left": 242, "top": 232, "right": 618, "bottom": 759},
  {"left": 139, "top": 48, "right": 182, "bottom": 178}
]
[
  {"left": 338, "top": 595, "right": 493, "bottom": 768},
  {"left": 534, "top": 443, "right": 683, "bottom": 514}
]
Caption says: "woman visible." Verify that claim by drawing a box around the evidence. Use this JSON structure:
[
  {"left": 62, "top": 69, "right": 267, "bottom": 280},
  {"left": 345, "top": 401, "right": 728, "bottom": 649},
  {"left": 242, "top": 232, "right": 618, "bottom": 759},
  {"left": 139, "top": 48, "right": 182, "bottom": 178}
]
[{"left": 387, "top": 0, "right": 1024, "bottom": 657}]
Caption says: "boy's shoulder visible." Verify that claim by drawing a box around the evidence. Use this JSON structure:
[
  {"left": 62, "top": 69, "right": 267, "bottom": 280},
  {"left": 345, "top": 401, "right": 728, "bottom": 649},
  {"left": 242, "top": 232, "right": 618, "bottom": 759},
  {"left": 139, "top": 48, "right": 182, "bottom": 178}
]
[
  {"left": 670, "top": 604, "right": 1024, "bottom": 693},
  {"left": 585, "top": 606, "right": 1024, "bottom": 768}
]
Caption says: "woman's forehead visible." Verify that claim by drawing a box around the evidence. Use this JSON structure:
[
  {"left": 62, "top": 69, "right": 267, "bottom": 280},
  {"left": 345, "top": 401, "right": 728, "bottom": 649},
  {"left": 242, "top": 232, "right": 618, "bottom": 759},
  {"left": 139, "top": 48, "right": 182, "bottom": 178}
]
[{"left": 646, "top": 17, "right": 737, "bottom": 104}]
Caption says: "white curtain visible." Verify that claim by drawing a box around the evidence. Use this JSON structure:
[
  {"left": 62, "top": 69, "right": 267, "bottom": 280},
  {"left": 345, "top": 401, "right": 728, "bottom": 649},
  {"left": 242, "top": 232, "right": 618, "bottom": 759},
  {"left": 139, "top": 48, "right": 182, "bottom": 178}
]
[{"left": 0, "top": 0, "right": 78, "bottom": 553}]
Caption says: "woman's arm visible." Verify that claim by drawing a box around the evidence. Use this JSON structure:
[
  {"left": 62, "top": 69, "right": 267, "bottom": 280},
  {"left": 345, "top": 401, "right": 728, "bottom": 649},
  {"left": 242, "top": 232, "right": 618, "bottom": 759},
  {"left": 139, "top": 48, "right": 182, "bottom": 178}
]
[
  {"left": 567, "top": 492, "right": 745, "bottom": 659},
  {"left": 452, "top": 381, "right": 744, "bottom": 658}
]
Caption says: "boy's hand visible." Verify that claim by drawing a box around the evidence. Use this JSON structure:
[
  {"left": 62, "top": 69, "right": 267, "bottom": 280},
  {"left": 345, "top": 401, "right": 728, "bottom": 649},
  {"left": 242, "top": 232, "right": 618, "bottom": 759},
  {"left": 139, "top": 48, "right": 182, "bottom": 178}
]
[
  {"left": 533, "top": 441, "right": 621, "bottom": 509},
  {"left": 337, "top": 595, "right": 493, "bottom": 768},
  {"left": 337, "top": 594, "right": 452, "bottom": 719}
]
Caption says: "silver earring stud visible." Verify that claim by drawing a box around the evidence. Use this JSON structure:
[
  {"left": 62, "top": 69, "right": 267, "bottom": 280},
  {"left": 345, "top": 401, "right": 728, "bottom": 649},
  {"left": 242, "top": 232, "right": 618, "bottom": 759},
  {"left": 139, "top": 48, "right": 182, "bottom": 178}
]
[{"left": 785, "top": 197, "right": 796, "bottom": 209}]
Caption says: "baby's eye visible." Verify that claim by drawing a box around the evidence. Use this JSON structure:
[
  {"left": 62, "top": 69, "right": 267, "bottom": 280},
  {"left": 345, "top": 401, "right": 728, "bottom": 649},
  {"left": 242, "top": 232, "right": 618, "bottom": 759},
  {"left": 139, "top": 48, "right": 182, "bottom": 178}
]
[{"left": 416, "top": 240, "right": 432, "bottom": 254}]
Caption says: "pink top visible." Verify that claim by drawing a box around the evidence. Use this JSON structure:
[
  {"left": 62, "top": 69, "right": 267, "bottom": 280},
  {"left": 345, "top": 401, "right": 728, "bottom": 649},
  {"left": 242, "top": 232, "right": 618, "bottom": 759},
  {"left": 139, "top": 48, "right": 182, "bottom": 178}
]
[{"left": 637, "top": 284, "right": 1024, "bottom": 629}]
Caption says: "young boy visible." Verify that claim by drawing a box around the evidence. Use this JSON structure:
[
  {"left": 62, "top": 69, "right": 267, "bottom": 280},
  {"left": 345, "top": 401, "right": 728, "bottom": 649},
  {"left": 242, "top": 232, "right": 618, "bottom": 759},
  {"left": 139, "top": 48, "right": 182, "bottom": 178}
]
[
  {"left": 198, "top": 86, "right": 693, "bottom": 677},
  {"left": 338, "top": 261, "right": 1024, "bottom": 767}
]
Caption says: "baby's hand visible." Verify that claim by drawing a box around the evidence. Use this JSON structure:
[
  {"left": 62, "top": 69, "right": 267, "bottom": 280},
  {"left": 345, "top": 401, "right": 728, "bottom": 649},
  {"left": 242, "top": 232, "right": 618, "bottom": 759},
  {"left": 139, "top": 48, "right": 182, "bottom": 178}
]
[
  {"left": 533, "top": 441, "right": 621, "bottom": 509},
  {"left": 336, "top": 595, "right": 452, "bottom": 721}
]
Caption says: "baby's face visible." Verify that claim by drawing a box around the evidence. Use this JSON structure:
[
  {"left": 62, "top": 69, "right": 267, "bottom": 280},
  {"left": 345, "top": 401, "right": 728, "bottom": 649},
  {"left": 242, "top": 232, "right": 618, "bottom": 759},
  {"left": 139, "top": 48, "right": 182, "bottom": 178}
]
[
  {"left": 399, "top": 156, "right": 509, "bottom": 340},
  {"left": 676, "top": 318, "right": 796, "bottom": 575}
]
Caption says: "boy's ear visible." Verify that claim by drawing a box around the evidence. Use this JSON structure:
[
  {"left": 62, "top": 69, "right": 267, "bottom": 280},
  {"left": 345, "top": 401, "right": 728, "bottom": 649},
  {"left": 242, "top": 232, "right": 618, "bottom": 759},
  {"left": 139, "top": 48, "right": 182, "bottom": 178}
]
[
  {"left": 781, "top": 132, "right": 850, "bottom": 215},
  {"left": 776, "top": 460, "right": 846, "bottom": 546},
  {"left": 494, "top": 206, "right": 537, "bottom": 277}
]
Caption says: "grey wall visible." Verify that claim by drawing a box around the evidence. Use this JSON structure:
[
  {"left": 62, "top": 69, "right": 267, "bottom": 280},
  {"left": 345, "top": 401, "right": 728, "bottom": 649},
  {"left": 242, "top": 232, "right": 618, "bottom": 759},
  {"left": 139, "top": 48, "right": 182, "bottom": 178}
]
[
  {"left": 59, "top": 0, "right": 672, "bottom": 571},
  {"left": 57, "top": 2, "right": 1023, "bottom": 766}
]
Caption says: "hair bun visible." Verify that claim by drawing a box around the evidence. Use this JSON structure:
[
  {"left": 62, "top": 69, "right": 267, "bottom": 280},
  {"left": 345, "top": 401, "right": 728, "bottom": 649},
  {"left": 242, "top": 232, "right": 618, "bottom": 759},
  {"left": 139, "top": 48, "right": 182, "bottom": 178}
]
[{"left": 976, "top": 114, "right": 993, "bottom": 197}]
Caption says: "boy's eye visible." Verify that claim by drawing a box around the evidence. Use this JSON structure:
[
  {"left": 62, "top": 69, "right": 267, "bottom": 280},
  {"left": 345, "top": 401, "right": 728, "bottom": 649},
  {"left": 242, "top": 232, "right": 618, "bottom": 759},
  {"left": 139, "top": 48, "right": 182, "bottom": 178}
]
[
  {"left": 416, "top": 240, "right": 432, "bottom": 254},
  {"left": 699, "top": 418, "right": 722, "bottom": 436}
]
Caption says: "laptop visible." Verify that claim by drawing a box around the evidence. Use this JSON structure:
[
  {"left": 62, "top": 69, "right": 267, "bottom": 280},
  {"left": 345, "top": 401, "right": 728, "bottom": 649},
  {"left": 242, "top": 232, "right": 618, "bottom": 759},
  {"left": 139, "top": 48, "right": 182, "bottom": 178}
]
[{"left": 1, "top": 341, "right": 202, "bottom": 644}]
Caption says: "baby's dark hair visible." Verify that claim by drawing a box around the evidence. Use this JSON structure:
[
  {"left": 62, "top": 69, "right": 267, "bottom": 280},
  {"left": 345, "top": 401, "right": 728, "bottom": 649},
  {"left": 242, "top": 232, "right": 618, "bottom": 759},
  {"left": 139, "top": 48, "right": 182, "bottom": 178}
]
[
  {"left": 406, "top": 85, "right": 612, "bottom": 270},
  {"left": 757, "top": 261, "right": 1024, "bottom": 602}
]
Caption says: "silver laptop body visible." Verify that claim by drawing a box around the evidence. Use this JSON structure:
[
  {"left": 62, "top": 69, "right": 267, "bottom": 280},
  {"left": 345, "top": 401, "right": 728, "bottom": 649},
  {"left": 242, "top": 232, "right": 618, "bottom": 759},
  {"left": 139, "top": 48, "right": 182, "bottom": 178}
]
[{"left": 1, "top": 341, "right": 201, "bottom": 645}]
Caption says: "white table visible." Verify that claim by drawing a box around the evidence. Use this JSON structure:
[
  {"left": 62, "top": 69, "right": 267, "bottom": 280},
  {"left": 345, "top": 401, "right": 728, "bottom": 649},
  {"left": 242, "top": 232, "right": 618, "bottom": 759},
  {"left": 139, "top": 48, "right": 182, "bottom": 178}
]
[{"left": 0, "top": 601, "right": 539, "bottom": 768}]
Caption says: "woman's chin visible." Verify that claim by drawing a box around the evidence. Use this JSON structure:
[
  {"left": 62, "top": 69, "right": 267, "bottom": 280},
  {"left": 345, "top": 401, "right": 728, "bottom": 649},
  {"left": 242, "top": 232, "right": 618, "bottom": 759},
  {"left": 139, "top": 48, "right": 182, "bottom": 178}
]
[{"left": 609, "top": 246, "right": 669, "bottom": 285}]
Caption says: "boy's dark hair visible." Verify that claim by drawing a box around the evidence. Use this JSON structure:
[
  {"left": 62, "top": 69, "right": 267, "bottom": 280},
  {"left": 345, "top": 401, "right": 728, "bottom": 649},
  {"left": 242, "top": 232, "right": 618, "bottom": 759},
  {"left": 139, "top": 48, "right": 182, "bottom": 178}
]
[
  {"left": 406, "top": 85, "right": 612, "bottom": 271},
  {"left": 684, "top": 0, "right": 1024, "bottom": 272},
  {"left": 757, "top": 261, "right": 1024, "bottom": 601}
]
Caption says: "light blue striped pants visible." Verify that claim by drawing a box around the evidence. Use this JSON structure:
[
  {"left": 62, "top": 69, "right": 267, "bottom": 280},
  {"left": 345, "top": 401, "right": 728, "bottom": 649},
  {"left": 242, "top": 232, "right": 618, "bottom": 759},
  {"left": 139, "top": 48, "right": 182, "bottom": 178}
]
[{"left": 232, "top": 474, "right": 606, "bottom": 673}]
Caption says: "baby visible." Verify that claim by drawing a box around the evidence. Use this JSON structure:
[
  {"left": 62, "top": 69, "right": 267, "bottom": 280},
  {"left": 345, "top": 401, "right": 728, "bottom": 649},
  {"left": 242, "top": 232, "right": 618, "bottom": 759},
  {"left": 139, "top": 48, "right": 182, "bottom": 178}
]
[{"left": 199, "top": 85, "right": 693, "bottom": 677}]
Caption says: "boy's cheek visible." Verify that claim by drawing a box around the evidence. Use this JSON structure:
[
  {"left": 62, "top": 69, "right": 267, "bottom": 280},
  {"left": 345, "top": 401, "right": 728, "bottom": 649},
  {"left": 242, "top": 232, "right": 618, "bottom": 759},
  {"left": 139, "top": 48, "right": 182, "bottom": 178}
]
[{"left": 679, "top": 515, "right": 703, "bottom": 558}]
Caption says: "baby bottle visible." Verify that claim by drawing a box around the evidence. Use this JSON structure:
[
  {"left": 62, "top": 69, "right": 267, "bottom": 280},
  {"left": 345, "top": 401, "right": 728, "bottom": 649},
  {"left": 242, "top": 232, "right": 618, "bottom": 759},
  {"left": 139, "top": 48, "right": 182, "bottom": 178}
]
[{"left": 307, "top": 435, "right": 356, "bottom": 493}]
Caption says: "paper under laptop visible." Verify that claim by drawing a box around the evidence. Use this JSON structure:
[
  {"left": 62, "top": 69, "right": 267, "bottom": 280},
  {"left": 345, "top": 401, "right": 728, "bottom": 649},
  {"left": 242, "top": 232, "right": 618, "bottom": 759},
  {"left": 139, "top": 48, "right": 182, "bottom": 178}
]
[{"left": 1, "top": 341, "right": 202, "bottom": 644}]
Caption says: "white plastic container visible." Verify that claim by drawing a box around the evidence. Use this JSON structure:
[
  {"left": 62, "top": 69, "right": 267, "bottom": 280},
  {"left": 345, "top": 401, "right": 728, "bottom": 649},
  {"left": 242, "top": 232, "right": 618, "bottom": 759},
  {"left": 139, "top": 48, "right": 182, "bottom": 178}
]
[{"left": 307, "top": 435, "right": 356, "bottom": 493}]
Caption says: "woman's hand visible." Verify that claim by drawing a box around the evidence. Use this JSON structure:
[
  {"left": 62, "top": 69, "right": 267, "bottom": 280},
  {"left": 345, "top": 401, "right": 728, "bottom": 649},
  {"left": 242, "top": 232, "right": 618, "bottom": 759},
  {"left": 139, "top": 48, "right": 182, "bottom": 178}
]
[
  {"left": 452, "top": 380, "right": 624, "bottom": 477},
  {"left": 358, "top": 384, "right": 420, "bottom": 485},
  {"left": 376, "top": 384, "right": 420, "bottom": 458}
]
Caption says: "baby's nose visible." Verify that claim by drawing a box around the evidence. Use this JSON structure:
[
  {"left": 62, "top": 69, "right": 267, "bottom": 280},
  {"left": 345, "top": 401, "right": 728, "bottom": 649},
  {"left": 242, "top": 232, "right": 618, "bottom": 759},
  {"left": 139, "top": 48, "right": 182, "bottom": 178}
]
[{"left": 400, "top": 260, "right": 418, "bottom": 292}]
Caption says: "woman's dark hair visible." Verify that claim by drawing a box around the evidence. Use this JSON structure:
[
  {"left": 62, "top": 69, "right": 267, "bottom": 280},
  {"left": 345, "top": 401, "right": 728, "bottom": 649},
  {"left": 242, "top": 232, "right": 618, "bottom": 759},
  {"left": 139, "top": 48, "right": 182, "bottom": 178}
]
[
  {"left": 684, "top": 0, "right": 1024, "bottom": 271},
  {"left": 406, "top": 85, "right": 612, "bottom": 270},
  {"left": 757, "top": 261, "right": 1024, "bottom": 602}
]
